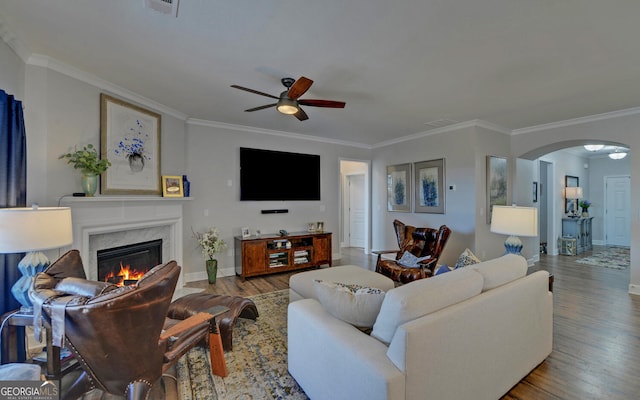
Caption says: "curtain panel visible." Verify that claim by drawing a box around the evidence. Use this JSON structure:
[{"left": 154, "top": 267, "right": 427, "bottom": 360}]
[{"left": 0, "top": 89, "right": 27, "bottom": 361}]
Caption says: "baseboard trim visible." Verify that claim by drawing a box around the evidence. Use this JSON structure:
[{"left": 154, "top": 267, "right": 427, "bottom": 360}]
[{"left": 629, "top": 284, "right": 640, "bottom": 296}]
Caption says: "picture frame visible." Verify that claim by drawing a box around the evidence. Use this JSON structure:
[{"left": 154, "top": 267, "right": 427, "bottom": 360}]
[
  {"left": 316, "top": 221, "right": 324, "bottom": 232},
  {"left": 100, "top": 93, "right": 161, "bottom": 195},
  {"left": 486, "top": 156, "right": 508, "bottom": 224},
  {"left": 241, "top": 227, "right": 250, "bottom": 239},
  {"left": 307, "top": 222, "right": 316, "bottom": 232},
  {"left": 386, "top": 163, "right": 411, "bottom": 212},
  {"left": 414, "top": 158, "right": 445, "bottom": 214},
  {"left": 565, "top": 175, "right": 579, "bottom": 214},
  {"left": 533, "top": 181, "right": 538, "bottom": 203},
  {"left": 161, "top": 175, "right": 183, "bottom": 197}
]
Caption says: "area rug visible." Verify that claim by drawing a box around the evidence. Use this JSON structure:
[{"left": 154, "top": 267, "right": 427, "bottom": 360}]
[
  {"left": 575, "top": 247, "right": 630, "bottom": 270},
  {"left": 176, "top": 289, "right": 309, "bottom": 400}
]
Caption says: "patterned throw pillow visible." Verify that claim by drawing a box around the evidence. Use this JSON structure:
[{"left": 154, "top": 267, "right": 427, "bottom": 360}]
[
  {"left": 313, "top": 280, "right": 386, "bottom": 328},
  {"left": 454, "top": 248, "right": 481, "bottom": 269},
  {"left": 397, "top": 251, "right": 431, "bottom": 268}
]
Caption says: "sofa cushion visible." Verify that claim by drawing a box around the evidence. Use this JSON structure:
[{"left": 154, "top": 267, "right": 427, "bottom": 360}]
[
  {"left": 471, "top": 254, "right": 528, "bottom": 291},
  {"left": 454, "top": 248, "right": 481, "bottom": 269},
  {"left": 313, "top": 280, "right": 386, "bottom": 328},
  {"left": 371, "top": 267, "right": 483, "bottom": 345}
]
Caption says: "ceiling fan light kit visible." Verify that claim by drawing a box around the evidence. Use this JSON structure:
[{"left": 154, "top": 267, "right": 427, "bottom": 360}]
[{"left": 231, "top": 76, "right": 345, "bottom": 121}]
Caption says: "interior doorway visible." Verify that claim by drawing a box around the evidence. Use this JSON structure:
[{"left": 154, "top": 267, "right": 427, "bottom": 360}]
[
  {"left": 340, "top": 160, "right": 370, "bottom": 253},
  {"left": 539, "top": 160, "right": 553, "bottom": 254},
  {"left": 605, "top": 175, "right": 631, "bottom": 246}
]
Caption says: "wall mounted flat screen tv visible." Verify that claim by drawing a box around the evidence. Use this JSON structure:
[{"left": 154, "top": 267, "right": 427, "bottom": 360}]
[{"left": 240, "top": 147, "right": 321, "bottom": 201}]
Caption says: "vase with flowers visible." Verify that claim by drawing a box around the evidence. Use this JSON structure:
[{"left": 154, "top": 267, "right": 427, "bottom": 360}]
[
  {"left": 579, "top": 200, "right": 591, "bottom": 217},
  {"left": 59, "top": 144, "right": 111, "bottom": 196},
  {"left": 194, "top": 227, "right": 227, "bottom": 284}
]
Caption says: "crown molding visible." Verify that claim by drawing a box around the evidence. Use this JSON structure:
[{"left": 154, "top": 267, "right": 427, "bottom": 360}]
[
  {"left": 512, "top": 106, "right": 640, "bottom": 135},
  {"left": 0, "top": 15, "right": 32, "bottom": 62},
  {"left": 372, "top": 119, "right": 510, "bottom": 149},
  {"left": 26, "top": 54, "right": 188, "bottom": 121},
  {"left": 187, "top": 118, "right": 372, "bottom": 149}
]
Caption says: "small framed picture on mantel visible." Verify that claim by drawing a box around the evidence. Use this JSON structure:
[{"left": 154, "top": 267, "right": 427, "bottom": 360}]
[{"left": 162, "top": 175, "right": 183, "bottom": 197}]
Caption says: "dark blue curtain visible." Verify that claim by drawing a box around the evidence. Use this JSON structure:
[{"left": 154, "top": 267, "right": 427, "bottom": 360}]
[{"left": 0, "top": 90, "right": 27, "bottom": 361}]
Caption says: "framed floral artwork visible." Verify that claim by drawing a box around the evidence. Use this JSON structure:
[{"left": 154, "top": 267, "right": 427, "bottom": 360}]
[
  {"left": 486, "top": 155, "right": 508, "bottom": 224},
  {"left": 414, "top": 158, "right": 445, "bottom": 214},
  {"left": 100, "top": 93, "right": 161, "bottom": 195},
  {"left": 387, "top": 163, "right": 411, "bottom": 212}
]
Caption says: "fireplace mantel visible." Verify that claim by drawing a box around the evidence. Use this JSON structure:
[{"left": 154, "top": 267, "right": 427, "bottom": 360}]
[{"left": 60, "top": 196, "right": 192, "bottom": 289}]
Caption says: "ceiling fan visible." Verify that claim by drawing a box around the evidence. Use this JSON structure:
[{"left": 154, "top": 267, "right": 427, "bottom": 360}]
[{"left": 231, "top": 76, "right": 345, "bottom": 121}]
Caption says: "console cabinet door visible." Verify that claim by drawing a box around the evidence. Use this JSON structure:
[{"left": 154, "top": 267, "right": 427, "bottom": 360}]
[
  {"left": 312, "top": 234, "right": 332, "bottom": 266},
  {"left": 243, "top": 241, "right": 267, "bottom": 276}
]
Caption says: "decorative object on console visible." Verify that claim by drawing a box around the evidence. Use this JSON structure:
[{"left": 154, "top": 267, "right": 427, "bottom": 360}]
[
  {"left": 486, "top": 155, "right": 508, "bottom": 224},
  {"left": 316, "top": 221, "right": 324, "bottom": 232},
  {"left": 386, "top": 163, "right": 411, "bottom": 212},
  {"left": 59, "top": 143, "right": 111, "bottom": 197},
  {"left": 194, "top": 227, "right": 227, "bottom": 284},
  {"left": 490, "top": 205, "right": 538, "bottom": 256},
  {"left": 0, "top": 206, "right": 72, "bottom": 312},
  {"left": 564, "top": 186, "right": 583, "bottom": 217},
  {"left": 579, "top": 199, "right": 591, "bottom": 217},
  {"left": 414, "top": 158, "right": 445, "bottom": 214},
  {"left": 100, "top": 93, "right": 161, "bottom": 195},
  {"left": 162, "top": 175, "right": 184, "bottom": 197}
]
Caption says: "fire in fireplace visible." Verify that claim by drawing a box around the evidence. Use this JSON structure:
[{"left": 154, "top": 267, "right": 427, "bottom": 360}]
[{"left": 97, "top": 239, "right": 162, "bottom": 285}]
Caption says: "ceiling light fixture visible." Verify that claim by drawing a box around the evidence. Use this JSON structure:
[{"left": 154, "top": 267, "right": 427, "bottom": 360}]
[
  {"left": 608, "top": 148, "right": 628, "bottom": 160},
  {"left": 583, "top": 144, "right": 604, "bottom": 152},
  {"left": 276, "top": 94, "right": 299, "bottom": 115}
]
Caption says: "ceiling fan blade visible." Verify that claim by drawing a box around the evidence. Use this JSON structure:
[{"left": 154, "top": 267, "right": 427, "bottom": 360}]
[
  {"left": 231, "top": 85, "right": 279, "bottom": 100},
  {"left": 298, "top": 99, "right": 346, "bottom": 108},
  {"left": 245, "top": 103, "right": 277, "bottom": 112},
  {"left": 294, "top": 107, "right": 309, "bottom": 121},
  {"left": 287, "top": 77, "right": 313, "bottom": 100}
]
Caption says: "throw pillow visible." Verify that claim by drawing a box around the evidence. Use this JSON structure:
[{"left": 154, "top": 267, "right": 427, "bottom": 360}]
[
  {"left": 454, "top": 248, "right": 481, "bottom": 269},
  {"left": 434, "top": 264, "right": 452, "bottom": 275},
  {"left": 313, "top": 280, "right": 386, "bottom": 328},
  {"left": 397, "top": 251, "right": 431, "bottom": 268}
]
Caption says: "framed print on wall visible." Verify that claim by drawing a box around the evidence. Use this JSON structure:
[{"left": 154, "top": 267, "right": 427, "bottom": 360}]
[
  {"left": 101, "top": 93, "right": 162, "bottom": 195},
  {"left": 486, "top": 155, "right": 508, "bottom": 224},
  {"left": 387, "top": 163, "right": 411, "bottom": 212},
  {"left": 162, "top": 175, "right": 183, "bottom": 197},
  {"left": 414, "top": 159, "right": 445, "bottom": 214}
]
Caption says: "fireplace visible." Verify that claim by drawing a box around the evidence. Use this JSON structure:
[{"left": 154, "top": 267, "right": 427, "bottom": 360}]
[{"left": 97, "top": 239, "right": 162, "bottom": 285}]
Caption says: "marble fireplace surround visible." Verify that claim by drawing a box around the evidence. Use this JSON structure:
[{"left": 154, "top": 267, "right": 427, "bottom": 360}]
[{"left": 61, "top": 196, "right": 189, "bottom": 290}]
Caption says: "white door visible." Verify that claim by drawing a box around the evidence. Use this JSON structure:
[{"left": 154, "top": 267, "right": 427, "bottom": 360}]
[
  {"left": 605, "top": 176, "right": 630, "bottom": 246},
  {"left": 348, "top": 174, "right": 365, "bottom": 247}
]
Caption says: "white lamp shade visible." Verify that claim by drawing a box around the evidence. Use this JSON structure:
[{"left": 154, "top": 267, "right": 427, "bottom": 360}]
[
  {"left": 0, "top": 207, "right": 73, "bottom": 253},
  {"left": 564, "top": 187, "right": 583, "bottom": 199},
  {"left": 490, "top": 205, "right": 538, "bottom": 237}
]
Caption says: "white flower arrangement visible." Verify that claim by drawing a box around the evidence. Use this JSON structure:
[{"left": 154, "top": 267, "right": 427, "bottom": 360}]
[{"left": 194, "top": 227, "right": 227, "bottom": 261}]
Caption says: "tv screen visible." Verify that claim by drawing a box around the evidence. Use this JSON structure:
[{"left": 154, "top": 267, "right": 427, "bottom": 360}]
[{"left": 240, "top": 147, "right": 321, "bottom": 201}]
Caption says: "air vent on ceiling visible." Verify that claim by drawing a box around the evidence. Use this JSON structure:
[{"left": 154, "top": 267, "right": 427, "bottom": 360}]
[
  {"left": 144, "top": 0, "right": 179, "bottom": 17},
  {"left": 424, "top": 119, "right": 458, "bottom": 129}
]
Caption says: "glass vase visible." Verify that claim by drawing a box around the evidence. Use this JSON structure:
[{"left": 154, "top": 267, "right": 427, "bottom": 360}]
[{"left": 206, "top": 259, "right": 218, "bottom": 284}]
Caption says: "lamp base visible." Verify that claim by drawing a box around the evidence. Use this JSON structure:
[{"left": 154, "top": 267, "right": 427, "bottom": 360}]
[
  {"left": 10, "top": 251, "right": 51, "bottom": 313},
  {"left": 503, "top": 235, "right": 524, "bottom": 256}
]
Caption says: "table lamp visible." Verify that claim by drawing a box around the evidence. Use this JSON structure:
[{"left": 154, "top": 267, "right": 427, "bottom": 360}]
[
  {"left": 490, "top": 205, "right": 538, "bottom": 255},
  {"left": 564, "top": 187, "right": 583, "bottom": 218},
  {"left": 0, "top": 206, "right": 73, "bottom": 313}
]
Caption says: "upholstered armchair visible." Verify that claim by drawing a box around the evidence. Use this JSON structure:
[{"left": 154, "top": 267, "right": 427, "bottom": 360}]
[
  {"left": 374, "top": 220, "right": 451, "bottom": 284},
  {"left": 30, "top": 250, "right": 222, "bottom": 400}
]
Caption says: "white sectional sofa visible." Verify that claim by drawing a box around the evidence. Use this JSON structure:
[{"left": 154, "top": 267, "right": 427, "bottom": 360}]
[{"left": 288, "top": 254, "right": 553, "bottom": 400}]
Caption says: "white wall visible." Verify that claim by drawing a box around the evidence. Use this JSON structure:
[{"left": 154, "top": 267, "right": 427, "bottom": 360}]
[
  {"left": 0, "top": 39, "right": 24, "bottom": 98},
  {"left": 182, "top": 123, "right": 371, "bottom": 280}
]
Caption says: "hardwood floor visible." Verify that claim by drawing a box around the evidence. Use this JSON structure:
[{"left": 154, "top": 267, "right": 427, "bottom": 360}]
[{"left": 186, "top": 247, "right": 640, "bottom": 399}]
